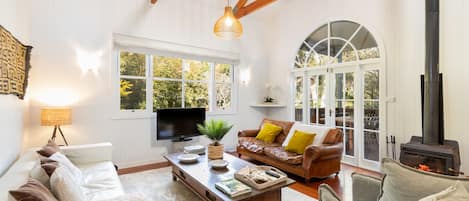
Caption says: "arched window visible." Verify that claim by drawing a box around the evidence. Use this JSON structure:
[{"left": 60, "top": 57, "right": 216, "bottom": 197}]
[
  {"left": 295, "top": 21, "right": 380, "bottom": 69},
  {"left": 292, "top": 20, "right": 384, "bottom": 170}
]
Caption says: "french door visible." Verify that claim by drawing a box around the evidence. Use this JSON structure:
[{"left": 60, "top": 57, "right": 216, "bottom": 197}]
[{"left": 293, "top": 64, "right": 383, "bottom": 170}]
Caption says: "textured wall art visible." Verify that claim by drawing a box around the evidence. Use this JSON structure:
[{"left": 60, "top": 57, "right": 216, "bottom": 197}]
[{"left": 0, "top": 25, "right": 32, "bottom": 100}]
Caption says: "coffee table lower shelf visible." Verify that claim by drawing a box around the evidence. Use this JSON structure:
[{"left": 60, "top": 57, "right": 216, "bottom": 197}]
[{"left": 172, "top": 166, "right": 281, "bottom": 201}]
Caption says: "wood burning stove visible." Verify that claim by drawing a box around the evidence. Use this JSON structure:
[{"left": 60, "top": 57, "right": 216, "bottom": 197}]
[{"left": 399, "top": 0, "right": 461, "bottom": 176}]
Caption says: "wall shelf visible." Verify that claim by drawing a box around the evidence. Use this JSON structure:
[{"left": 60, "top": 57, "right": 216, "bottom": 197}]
[{"left": 250, "top": 103, "right": 286, "bottom": 108}]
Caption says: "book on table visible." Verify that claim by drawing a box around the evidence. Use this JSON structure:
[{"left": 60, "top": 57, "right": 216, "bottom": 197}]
[{"left": 215, "top": 178, "right": 252, "bottom": 197}]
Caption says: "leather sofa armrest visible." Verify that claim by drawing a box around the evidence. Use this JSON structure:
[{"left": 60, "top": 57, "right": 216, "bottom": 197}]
[
  {"left": 303, "top": 143, "right": 343, "bottom": 170},
  {"left": 352, "top": 173, "right": 382, "bottom": 201},
  {"left": 238, "top": 129, "right": 260, "bottom": 137},
  {"left": 60, "top": 142, "right": 113, "bottom": 164},
  {"left": 319, "top": 184, "right": 342, "bottom": 201}
]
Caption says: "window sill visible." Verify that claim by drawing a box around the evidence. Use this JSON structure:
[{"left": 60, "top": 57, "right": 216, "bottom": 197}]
[{"left": 111, "top": 111, "right": 238, "bottom": 120}]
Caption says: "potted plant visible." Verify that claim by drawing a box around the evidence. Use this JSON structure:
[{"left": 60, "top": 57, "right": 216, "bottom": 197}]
[
  {"left": 197, "top": 119, "right": 233, "bottom": 159},
  {"left": 264, "top": 96, "right": 275, "bottom": 103}
]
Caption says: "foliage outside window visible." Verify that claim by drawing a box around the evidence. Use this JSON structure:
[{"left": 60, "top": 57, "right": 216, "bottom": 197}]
[{"left": 119, "top": 51, "right": 234, "bottom": 113}]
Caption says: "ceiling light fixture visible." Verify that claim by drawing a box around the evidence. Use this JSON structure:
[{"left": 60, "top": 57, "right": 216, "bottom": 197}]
[{"left": 214, "top": 0, "right": 243, "bottom": 40}]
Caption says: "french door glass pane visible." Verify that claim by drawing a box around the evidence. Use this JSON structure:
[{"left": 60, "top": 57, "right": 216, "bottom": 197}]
[
  {"left": 295, "top": 77, "right": 304, "bottom": 121},
  {"left": 363, "top": 69, "right": 380, "bottom": 162},
  {"left": 345, "top": 101, "right": 354, "bottom": 127},
  {"left": 345, "top": 128, "right": 355, "bottom": 156},
  {"left": 364, "top": 101, "right": 379, "bottom": 130},
  {"left": 364, "top": 70, "right": 379, "bottom": 99},
  {"left": 335, "top": 101, "right": 344, "bottom": 127},
  {"left": 153, "top": 80, "right": 182, "bottom": 111},
  {"left": 310, "top": 75, "right": 327, "bottom": 125},
  {"left": 336, "top": 72, "right": 355, "bottom": 157},
  {"left": 364, "top": 131, "right": 379, "bottom": 161}
]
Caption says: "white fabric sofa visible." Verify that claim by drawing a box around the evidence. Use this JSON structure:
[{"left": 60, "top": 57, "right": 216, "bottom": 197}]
[{"left": 0, "top": 143, "right": 128, "bottom": 201}]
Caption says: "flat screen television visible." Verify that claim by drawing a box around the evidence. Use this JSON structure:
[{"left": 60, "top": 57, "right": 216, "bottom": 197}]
[{"left": 156, "top": 108, "right": 206, "bottom": 141}]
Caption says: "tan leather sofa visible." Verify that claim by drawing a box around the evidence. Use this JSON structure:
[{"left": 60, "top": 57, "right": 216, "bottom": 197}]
[{"left": 237, "top": 119, "right": 344, "bottom": 181}]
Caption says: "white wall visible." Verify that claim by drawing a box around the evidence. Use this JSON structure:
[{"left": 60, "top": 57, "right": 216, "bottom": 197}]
[
  {"left": 24, "top": 0, "right": 268, "bottom": 168},
  {"left": 0, "top": 0, "right": 31, "bottom": 175},
  {"left": 254, "top": 0, "right": 469, "bottom": 174},
  {"left": 396, "top": 0, "right": 469, "bottom": 174}
]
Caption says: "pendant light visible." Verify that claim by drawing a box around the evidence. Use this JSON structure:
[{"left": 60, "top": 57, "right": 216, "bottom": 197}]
[{"left": 214, "top": 0, "right": 243, "bottom": 39}]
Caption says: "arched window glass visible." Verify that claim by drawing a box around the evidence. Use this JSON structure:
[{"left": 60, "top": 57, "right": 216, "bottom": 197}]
[{"left": 294, "top": 20, "right": 380, "bottom": 69}]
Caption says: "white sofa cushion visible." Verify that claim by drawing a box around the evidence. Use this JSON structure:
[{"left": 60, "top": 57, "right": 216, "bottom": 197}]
[
  {"left": 49, "top": 152, "right": 83, "bottom": 184},
  {"left": 282, "top": 123, "right": 332, "bottom": 147},
  {"left": 50, "top": 166, "right": 87, "bottom": 201},
  {"left": 78, "top": 161, "right": 125, "bottom": 201},
  {"left": 0, "top": 150, "right": 39, "bottom": 201}
]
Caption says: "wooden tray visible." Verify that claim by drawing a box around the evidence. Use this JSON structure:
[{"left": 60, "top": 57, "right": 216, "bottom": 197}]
[{"left": 234, "top": 166, "right": 287, "bottom": 190}]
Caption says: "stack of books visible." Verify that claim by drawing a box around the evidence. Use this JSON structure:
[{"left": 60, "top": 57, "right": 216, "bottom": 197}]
[{"left": 215, "top": 178, "right": 252, "bottom": 197}]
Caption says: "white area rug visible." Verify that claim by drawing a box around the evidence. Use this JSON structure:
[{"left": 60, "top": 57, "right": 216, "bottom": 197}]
[{"left": 119, "top": 167, "right": 317, "bottom": 201}]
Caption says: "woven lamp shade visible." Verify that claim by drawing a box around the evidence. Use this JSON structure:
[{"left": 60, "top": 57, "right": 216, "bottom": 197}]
[
  {"left": 41, "top": 107, "right": 72, "bottom": 126},
  {"left": 213, "top": 6, "right": 243, "bottom": 39}
]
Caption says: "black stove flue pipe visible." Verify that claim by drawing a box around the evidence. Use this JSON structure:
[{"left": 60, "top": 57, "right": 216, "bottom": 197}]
[{"left": 422, "top": 0, "right": 444, "bottom": 145}]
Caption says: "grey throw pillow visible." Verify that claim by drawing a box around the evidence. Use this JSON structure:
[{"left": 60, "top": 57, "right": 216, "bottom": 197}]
[{"left": 379, "top": 158, "right": 469, "bottom": 201}]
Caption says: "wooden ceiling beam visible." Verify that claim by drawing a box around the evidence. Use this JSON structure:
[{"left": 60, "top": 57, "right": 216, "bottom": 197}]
[
  {"left": 234, "top": 0, "right": 276, "bottom": 19},
  {"left": 150, "top": 0, "right": 157, "bottom": 4},
  {"left": 233, "top": 0, "right": 248, "bottom": 14}
]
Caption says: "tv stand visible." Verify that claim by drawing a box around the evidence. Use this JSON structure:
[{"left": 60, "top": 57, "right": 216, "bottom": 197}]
[{"left": 171, "top": 137, "right": 193, "bottom": 142}]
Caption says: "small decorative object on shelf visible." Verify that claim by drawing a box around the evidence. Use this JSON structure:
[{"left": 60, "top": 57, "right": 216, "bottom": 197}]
[
  {"left": 263, "top": 96, "right": 275, "bottom": 103},
  {"left": 197, "top": 119, "right": 233, "bottom": 159}
]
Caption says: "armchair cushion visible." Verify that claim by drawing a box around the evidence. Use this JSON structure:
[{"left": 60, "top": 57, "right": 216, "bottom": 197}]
[
  {"left": 238, "top": 137, "right": 280, "bottom": 154},
  {"left": 352, "top": 173, "right": 382, "bottom": 201},
  {"left": 319, "top": 184, "right": 341, "bottom": 201},
  {"left": 264, "top": 147, "right": 303, "bottom": 165},
  {"left": 379, "top": 158, "right": 469, "bottom": 201}
]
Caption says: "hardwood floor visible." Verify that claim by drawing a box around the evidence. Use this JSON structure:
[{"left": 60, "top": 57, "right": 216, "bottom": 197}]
[{"left": 119, "top": 156, "right": 382, "bottom": 200}]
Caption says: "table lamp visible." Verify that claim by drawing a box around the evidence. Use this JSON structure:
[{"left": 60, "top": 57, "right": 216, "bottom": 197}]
[{"left": 41, "top": 107, "right": 72, "bottom": 146}]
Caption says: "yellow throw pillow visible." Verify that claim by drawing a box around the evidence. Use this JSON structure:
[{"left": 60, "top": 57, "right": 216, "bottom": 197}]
[
  {"left": 285, "top": 130, "right": 316, "bottom": 154},
  {"left": 256, "top": 123, "right": 283, "bottom": 143}
]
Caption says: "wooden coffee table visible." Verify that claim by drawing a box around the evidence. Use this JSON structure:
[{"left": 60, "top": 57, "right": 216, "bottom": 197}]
[{"left": 165, "top": 152, "right": 295, "bottom": 201}]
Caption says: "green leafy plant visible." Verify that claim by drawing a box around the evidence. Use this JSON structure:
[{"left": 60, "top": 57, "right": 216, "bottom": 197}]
[{"left": 197, "top": 119, "right": 233, "bottom": 146}]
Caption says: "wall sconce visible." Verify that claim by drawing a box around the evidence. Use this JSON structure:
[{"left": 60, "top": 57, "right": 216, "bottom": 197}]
[
  {"left": 76, "top": 48, "right": 102, "bottom": 73},
  {"left": 240, "top": 68, "right": 251, "bottom": 85}
]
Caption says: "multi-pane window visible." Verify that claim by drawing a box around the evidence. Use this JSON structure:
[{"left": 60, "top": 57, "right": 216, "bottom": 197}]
[{"left": 119, "top": 51, "right": 234, "bottom": 113}]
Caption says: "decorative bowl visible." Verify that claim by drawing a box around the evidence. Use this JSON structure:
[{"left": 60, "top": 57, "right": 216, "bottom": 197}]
[
  {"left": 210, "top": 159, "right": 229, "bottom": 169},
  {"left": 177, "top": 154, "right": 199, "bottom": 164}
]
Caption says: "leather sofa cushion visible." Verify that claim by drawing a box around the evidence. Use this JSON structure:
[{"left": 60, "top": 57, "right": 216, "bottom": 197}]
[
  {"left": 264, "top": 147, "right": 303, "bottom": 165},
  {"left": 238, "top": 137, "right": 280, "bottom": 154}
]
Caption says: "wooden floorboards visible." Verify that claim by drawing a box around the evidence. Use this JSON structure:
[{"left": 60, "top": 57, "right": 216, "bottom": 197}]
[{"left": 119, "top": 156, "right": 382, "bottom": 200}]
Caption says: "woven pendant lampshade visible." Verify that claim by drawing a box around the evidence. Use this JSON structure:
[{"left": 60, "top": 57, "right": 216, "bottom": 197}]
[{"left": 214, "top": 6, "right": 243, "bottom": 39}]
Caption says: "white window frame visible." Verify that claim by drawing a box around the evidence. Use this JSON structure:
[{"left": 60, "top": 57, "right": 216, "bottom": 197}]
[
  {"left": 113, "top": 48, "right": 238, "bottom": 119},
  {"left": 289, "top": 20, "right": 387, "bottom": 171}
]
